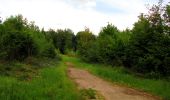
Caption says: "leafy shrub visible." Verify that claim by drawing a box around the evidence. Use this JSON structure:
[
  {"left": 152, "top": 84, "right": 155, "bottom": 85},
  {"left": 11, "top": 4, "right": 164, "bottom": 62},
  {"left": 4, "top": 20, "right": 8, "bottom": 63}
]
[
  {"left": 41, "top": 45, "right": 56, "bottom": 58},
  {"left": 0, "top": 31, "right": 37, "bottom": 60},
  {"left": 0, "top": 15, "right": 58, "bottom": 61}
]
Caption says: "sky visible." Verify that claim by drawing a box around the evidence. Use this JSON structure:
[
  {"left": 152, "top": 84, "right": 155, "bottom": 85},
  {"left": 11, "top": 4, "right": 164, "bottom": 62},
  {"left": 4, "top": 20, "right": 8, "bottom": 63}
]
[{"left": 0, "top": 0, "right": 169, "bottom": 34}]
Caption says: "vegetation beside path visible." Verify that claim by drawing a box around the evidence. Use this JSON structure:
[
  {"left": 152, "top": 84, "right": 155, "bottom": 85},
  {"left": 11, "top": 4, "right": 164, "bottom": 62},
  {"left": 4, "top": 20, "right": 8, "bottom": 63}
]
[
  {"left": 0, "top": 58, "right": 81, "bottom": 100},
  {"left": 63, "top": 55, "right": 170, "bottom": 100},
  {"left": 0, "top": 54, "right": 169, "bottom": 100}
]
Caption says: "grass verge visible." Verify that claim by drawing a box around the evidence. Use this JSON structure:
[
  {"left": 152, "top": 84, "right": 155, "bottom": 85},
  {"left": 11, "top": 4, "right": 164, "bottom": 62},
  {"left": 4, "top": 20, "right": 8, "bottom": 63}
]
[
  {"left": 0, "top": 57, "right": 81, "bottom": 100},
  {"left": 63, "top": 55, "right": 170, "bottom": 100}
]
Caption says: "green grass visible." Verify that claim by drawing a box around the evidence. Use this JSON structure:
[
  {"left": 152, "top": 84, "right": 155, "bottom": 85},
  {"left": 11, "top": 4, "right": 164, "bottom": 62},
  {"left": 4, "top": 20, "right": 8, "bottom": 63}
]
[
  {"left": 62, "top": 55, "right": 170, "bottom": 100},
  {"left": 1, "top": 55, "right": 170, "bottom": 100},
  {"left": 0, "top": 58, "right": 81, "bottom": 100},
  {"left": 80, "top": 88, "right": 97, "bottom": 99},
  {"left": 0, "top": 57, "right": 61, "bottom": 80}
]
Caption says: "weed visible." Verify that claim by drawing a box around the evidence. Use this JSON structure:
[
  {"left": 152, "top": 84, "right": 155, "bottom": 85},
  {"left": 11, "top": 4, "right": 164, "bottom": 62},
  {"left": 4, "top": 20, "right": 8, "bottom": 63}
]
[{"left": 80, "top": 88, "right": 96, "bottom": 99}]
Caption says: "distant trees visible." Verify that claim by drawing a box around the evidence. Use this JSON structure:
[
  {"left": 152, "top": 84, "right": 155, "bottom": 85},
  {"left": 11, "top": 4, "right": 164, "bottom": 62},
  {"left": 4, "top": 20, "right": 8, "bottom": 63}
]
[
  {"left": 46, "top": 29, "right": 75, "bottom": 54},
  {"left": 56, "top": 29, "right": 75, "bottom": 54},
  {"left": 76, "top": 24, "right": 131, "bottom": 65}
]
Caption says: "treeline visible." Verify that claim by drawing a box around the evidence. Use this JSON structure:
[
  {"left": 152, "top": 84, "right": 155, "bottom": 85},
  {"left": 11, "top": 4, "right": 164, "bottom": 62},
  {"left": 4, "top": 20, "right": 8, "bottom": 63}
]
[
  {"left": 0, "top": 1, "right": 169, "bottom": 78},
  {"left": 45, "top": 29, "right": 76, "bottom": 54},
  {"left": 0, "top": 15, "right": 58, "bottom": 61},
  {"left": 76, "top": 2, "right": 170, "bottom": 78}
]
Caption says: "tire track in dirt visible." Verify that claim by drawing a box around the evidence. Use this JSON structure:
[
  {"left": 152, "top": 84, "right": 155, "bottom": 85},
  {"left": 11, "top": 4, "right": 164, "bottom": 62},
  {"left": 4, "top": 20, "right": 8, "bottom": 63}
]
[{"left": 66, "top": 62, "right": 160, "bottom": 100}]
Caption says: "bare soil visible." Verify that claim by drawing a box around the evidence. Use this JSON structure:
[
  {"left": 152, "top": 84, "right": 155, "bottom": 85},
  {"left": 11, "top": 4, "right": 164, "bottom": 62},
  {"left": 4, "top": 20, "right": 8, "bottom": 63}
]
[{"left": 66, "top": 62, "right": 160, "bottom": 100}]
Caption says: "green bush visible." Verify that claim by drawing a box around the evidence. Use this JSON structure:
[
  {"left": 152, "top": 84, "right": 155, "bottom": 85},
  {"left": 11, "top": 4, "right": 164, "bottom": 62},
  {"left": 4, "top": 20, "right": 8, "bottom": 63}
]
[
  {"left": 0, "top": 15, "right": 58, "bottom": 61},
  {"left": 125, "top": 2, "right": 170, "bottom": 77},
  {"left": 76, "top": 29, "right": 96, "bottom": 61},
  {"left": 0, "top": 31, "right": 37, "bottom": 60},
  {"left": 41, "top": 45, "right": 56, "bottom": 58}
]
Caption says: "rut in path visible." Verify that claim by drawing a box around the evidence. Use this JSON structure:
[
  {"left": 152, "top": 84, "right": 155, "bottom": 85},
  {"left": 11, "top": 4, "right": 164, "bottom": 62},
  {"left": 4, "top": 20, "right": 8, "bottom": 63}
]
[{"left": 66, "top": 62, "right": 160, "bottom": 100}]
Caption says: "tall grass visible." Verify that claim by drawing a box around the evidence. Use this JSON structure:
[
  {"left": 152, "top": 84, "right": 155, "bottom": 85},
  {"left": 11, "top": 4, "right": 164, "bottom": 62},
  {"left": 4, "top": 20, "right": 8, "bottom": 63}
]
[
  {"left": 63, "top": 55, "right": 170, "bottom": 100},
  {"left": 0, "top": 59, "right": 81, "bottom": 100}
]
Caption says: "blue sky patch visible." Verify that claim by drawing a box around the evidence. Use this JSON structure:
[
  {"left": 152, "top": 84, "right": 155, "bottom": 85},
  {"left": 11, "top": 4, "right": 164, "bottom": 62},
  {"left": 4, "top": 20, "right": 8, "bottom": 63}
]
[{"left": 95, "top": 1, "right": 125, "bottom": 14}]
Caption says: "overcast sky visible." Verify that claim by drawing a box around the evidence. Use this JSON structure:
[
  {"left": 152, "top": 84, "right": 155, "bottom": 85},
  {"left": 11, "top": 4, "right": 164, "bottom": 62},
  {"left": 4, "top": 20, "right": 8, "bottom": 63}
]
[{"left": 0, "top": 0, "right": 169, "bottom": 34}]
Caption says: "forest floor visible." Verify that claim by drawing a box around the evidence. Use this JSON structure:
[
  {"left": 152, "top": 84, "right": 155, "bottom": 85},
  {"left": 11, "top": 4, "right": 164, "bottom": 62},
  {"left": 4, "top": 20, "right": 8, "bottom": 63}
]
[{"left": 66, "top": 62, "right": 160, "bottom": 100}]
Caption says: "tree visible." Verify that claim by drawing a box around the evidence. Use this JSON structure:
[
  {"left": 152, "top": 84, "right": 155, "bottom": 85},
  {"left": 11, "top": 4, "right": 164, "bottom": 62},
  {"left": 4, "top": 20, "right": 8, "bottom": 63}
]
[
  {"left": 126, "top": 2, "right": 170, "bottom": 77},
  {"left": 0, "top": 17, "right": 2, "bottom": 23},
  {"left": 96, "top": 24, "right": 125, "bottom": 65},
  {"left": 163, "top": 3, "right": 170, "bottom": 35},
  {"left": 76, "top": 29, "right": 96, "bottom": 60},
  {"left": 76, "top": 24, "right": 131, "bottom": 65},
  {"left": 46, "top": 29, "right": 75, "bottom": 54},
  {"left": 0, "top": 15, "right": 37, "bottom": 60},
  {"left": 26, "top": 23, "right": 56, "bottom": 58},
  {"left": 0, "top": 15, "right": 57, "bottom": 60}
]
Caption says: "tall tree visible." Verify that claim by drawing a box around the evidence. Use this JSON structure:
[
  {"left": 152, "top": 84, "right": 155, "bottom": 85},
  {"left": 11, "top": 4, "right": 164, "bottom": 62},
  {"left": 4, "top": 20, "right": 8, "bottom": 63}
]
[
  {"left": 76, "top": 29, "right": 96, "bottom": 60},
  {"left": 126, "top": 2, "right": 170, "bottom": 76}
]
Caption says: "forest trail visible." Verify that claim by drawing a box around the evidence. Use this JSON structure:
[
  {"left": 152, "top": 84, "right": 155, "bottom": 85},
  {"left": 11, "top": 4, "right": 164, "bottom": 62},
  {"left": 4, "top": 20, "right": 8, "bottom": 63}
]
[{"left": 66, "top": 62, "right": 160, "bottom": 100}]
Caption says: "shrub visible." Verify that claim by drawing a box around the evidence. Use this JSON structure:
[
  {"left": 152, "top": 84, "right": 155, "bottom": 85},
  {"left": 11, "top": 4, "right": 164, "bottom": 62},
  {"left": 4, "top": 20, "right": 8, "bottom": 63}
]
[{"left": 0, "top": 31, "right": 37, "bottom": 60}]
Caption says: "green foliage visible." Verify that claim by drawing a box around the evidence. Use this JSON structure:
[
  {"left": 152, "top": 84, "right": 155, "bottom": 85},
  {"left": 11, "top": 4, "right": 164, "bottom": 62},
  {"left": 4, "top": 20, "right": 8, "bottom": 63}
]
[
  {"left": 96, "top": 24, "right": 122, "bottom": 65},
  {"left": 41, "top": 46, "right": 56, "bottom": 58},
  {"left": 62, "top": 55, "right": 170, "bottom": 100},
  {"left": 164, "top": 4, "right": 170, "bottom": 35},
  {"left": 99, "top": 23, "right": 118, "bottom": 37},
  {"left": 0, "top": 15, "right": 37, "bottom": 60},
  {"left": 46, "top": 29, "right": 75, "bottom": 54},
  {"left": 29, "top": 29, "right": 56, "bottom": 58},
  {"left": 3, "top": 15, "right": 27, "bottom": 31},
  {"left": 77, "top": 24, "right": 131, "bottom": 66},
  {"left": 0, "top": 15, "right": 57, "bottom": 61},
  {"left": 0, "top": 58, "right": 81, "bottom": 100},
  {"left": 125, "top": 2, "right": 170, "bottom": 77},
  {"left": 84, "top": 41, "right": 100, "bottom": 62},
  {"left": 80, "top": 88, "right": 96, "bottom": 99},
  {"left": 0, "top": 17, "right": 2, "bottom": 23},
  {"left": 0, "top": 57, "right": 60, "bottom": 80},
  {"left": 75, "top": 2, "right": 170, "bottom": 78},
  {"left": 76, "top": 29, "right": 96, "bottom": 61},
  {"left": 1, "top": 31, "right": 37, "bottom": 60}
]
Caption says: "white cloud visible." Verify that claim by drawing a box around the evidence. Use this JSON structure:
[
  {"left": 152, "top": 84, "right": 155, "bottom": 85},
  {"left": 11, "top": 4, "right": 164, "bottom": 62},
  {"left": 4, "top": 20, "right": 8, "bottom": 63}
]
[{"left": 0, "top": 0, "right": 164, "bottom": 35}]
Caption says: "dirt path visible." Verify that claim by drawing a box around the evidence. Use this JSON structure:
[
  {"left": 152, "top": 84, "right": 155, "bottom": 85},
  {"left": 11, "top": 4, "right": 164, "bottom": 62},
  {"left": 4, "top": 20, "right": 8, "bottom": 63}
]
[{"left": 66, "top": 62, "right": 160, "bottom": 100}]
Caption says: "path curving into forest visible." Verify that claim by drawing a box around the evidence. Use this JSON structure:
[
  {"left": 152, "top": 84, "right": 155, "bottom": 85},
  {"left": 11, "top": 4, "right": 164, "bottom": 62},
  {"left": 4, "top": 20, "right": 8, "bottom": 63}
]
[{"left": 66, "top": 62, "right": 160, "bottom": 100}]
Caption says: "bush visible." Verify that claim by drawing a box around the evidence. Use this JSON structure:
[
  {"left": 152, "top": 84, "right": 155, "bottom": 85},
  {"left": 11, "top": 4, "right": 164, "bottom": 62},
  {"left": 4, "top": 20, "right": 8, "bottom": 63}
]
[
  {"left": 0, "top": 31, "right": 37, "bottom": 60},
  {"left": 41, "top": 45, "right": 56, "bottom": 58},
  {"left": 0, "top": 15, "right": 58, "bottom": 61},
  {"left": 76, "top": 29, "right": 96, "bottom": 61},
  {"left": 125, "top": 2, "right": 170, "bottom": 77}
]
